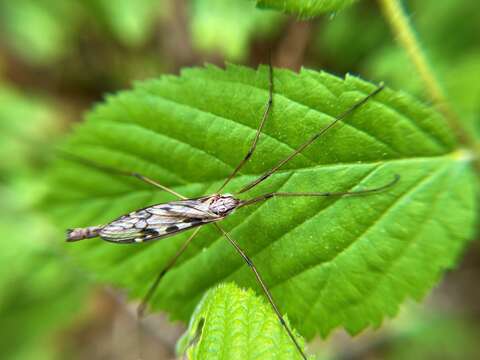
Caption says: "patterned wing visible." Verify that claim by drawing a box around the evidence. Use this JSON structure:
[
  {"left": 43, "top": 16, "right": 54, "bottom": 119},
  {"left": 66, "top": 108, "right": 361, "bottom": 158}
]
[{"left": 99, "top": 200, "right": 219, "bottom": 243}]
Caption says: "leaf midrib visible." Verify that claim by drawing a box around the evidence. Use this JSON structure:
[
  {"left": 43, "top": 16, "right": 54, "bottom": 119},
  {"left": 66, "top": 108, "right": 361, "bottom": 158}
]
[{"left": 172, "top": 157, "right": 462, "bottom": 318}]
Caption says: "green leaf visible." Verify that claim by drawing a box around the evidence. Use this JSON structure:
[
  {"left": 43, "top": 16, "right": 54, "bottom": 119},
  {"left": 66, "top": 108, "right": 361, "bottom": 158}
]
[
  {"left": 189, "top": 0, "right": 283, "bottom": 60},
  {"left": 44, "top": 64, "right": 477, "bottom": 339},
  {"left": 256, "top": 0, "right": 358, "bottom": 18},
  {"left": 177, "top": 283, "right": 308, "bottom": 360}
]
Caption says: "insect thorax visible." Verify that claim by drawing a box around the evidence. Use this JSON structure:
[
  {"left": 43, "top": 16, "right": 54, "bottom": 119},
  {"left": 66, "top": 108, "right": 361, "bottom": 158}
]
[{"left": 205, "top": 194, "right": 240, "bottom": 216}]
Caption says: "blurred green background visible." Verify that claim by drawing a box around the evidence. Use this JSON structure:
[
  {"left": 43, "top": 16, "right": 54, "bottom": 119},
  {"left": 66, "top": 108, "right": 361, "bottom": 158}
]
[{"left": 0, "top": 0, "right": 479, "bottom": 359}]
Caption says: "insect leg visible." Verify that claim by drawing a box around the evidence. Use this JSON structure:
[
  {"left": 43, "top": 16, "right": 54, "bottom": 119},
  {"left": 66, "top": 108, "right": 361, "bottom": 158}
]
[
  {"left": 239, "top": 174, "right": 399, "bottom": 208},
  {"left": 59, "top": 150, "right": 186, "bottom": 199},
  {"left": 214, "top": 223, "right": 307, "bottom": 360},
  {"left": 216, "top": 59, "right": 274, "bottom": 193},
  {"left": 131, "top": 173, "right": 186, "bottom": 199},
  {"left": 237, "top": 84, "right": 385, "bottom": 194},
  {"left": 137, "top": 227, "right": 202, "bottom": 317}
]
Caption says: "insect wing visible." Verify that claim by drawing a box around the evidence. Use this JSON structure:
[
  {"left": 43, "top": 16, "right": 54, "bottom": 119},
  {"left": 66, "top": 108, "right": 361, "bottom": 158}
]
[{"left": 99, "top": 200, "right": 217, "bottom": 243}]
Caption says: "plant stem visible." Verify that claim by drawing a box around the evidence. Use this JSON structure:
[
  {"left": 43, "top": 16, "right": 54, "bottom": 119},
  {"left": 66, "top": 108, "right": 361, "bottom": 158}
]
[{"left": 378, "top": 0, "right": 478, "bottom": 153}]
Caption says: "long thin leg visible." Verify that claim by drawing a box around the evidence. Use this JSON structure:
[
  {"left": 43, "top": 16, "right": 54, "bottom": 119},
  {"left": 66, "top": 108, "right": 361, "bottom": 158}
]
[
  {"left": 237, "top": 84, "right": 385, "bottom": 194},
  {"left": 59, "top": 150, "right": 186, "bottom": 199},
  {"left": 239, "top": 174, "right": 399, "bottom": 208},
  {"left": 214, "top": 223, "right": 307, "bottom": 360},
  {"left": 132, "top": 173, "right": 186, "bottom": 199},
  {"left": 216, "top": 60, "right": 274, "bottom": 193},
  {"left": 137, "top": 227, "right": 202, "bottom": 317}
]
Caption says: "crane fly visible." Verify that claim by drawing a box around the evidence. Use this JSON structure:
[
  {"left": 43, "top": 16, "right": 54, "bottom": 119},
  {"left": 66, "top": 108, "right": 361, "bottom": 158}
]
[{"left": 65, "top": 63, "right": 397, "bottom": 360}]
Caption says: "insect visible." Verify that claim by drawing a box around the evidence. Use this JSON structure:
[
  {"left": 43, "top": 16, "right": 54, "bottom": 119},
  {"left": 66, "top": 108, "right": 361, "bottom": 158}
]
[{"left": 66, "top": 63, "right": 398, "bottom": 359}]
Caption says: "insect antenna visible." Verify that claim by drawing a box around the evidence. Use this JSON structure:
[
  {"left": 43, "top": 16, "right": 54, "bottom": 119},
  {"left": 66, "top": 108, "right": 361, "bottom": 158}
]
[
  {"left": 214, "top": 223, "right": 307, "bottom": 360},
  {"left": 216, "top": 59, "right": 274, "bottom": 193},
  {"left": 57, "top": 150, "right": 186, "bottom": 199},
  {"left": 237, "top": 83, "right": 385, "bottom": 194},
  {"left": 239, "top": 174, "right": 400, "bottom": 208}
]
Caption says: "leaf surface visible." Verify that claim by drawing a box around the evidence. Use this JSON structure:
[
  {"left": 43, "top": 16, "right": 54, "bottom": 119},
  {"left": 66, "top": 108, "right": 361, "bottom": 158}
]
[
  {"left": 177, "top": 283, "right": 308, "bottom": 360},
  {"left": 44, "top": 64, "right": 477, "bottom": 338}
]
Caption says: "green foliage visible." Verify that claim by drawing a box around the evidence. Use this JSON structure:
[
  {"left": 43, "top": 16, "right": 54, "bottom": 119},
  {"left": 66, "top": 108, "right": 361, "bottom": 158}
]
[
  {"left": 177, "top": 283, "right": 308, "bottom": 360},
  {"left": 44, "top": 64, "right": 477, "bottom": 339},
  {"left": 387, "top": 312, "right": 480, "bottom": 360},
  {"left": 368, "top": 0, "right": 480, "bottom": 127},
  {"left": 312, "top": 302, "right": 480, "bottom": 359},
  {"left": 0, "top": 85, "right": 61, "bottom": 178},
  {"left": 0, "top": 0, "right": 81, "bottom": 65},
  {"left": 315, "top": 5, "right": 390, "bottom": 72},
  {"left": 316, "top": 0, "right": 480, "bottom": 133},
  {"left": 257, "top": 0, "right": 358, "bottom": 18},
  {"left": 0, "top": 84, "right": 88, "bottom": 360},
  {"left": 0, "top": 0, "right": 164, "bottom": 65},
  {"left": 367, "top": 48, "right": 480, "bottom": 134},
  {"left": 0, "top": 190, "right": 86, "bottom": 360},
  {"left": 190, "top": 0, "right": 283, "bottom": 60},
  {"left": 83, "top": 0, "right": 165, "bottom": 47}
]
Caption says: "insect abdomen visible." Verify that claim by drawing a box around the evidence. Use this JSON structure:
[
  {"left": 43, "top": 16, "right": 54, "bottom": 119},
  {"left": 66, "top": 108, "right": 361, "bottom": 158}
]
[{"left": 67, "top": 225, "right": 103, "bottom": 241}]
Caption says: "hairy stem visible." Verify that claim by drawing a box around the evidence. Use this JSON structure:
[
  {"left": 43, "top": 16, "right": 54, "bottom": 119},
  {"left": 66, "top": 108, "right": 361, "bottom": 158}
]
[{"left": 378, "top": 0, "right": 478, "bottom": 155}]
